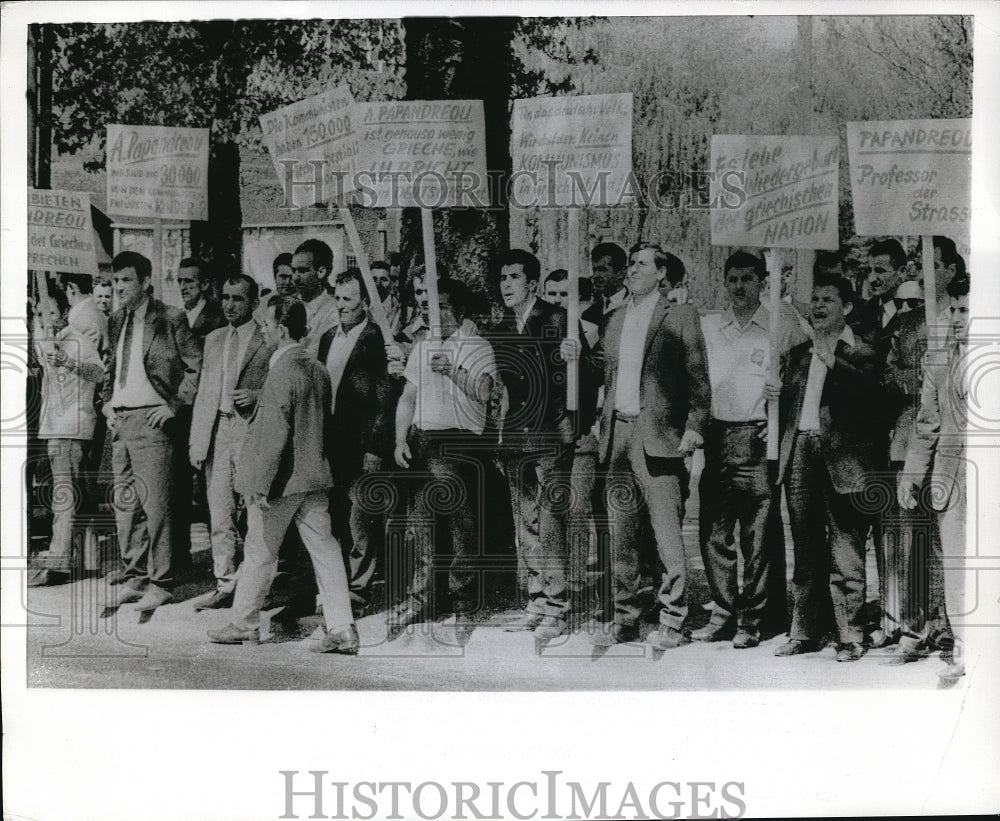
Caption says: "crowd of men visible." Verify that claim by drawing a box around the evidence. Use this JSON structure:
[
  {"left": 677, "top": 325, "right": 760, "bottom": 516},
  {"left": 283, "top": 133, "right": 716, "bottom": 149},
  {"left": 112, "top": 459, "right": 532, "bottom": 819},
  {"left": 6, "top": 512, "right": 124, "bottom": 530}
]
[{"left": 27, "top": 233, "right": 970, "bottom": 682}]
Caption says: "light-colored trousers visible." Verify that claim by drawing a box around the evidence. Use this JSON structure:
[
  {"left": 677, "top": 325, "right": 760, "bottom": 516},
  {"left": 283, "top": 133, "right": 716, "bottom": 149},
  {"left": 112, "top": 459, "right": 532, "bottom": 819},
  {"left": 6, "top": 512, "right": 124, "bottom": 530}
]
[
  {"left": 205, "top": 414, "right": 249, "bottom": 592},
  {"left": 42, "top": 438, "right": 86, "bottom": 571},
  {"left": 233, "top": 490, "right": 353, "bottom": 633}
]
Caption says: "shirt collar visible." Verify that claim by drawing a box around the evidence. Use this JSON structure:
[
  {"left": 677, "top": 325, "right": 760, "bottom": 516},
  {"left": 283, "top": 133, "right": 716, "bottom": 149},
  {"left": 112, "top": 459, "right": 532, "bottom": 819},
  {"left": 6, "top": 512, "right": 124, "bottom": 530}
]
[
  {"left": 269, "top": 341, "right": 298, "bottom": 368},
  {"left": 720, "top": 303, "right": 769, "bottom": 331},
  {"left": 336, "top": 317, "right": 368, "bottom": 340},
  {"left": 817, "top": 324, "right": 855, "bottom": 351},
  {"left": 185, "top": 297, "right": 205, "bottom": 316},
  {"left": 627, "top": 288, "right": 660, "bottom": 312},
  {"left": 229, "top": 318, "right": 257, "bottom": 341},
  {"left": 517, "top": 296, "right": 537, "bottom": 325},
  {"left": 129, "top": 296, "right": 150, "bottom": 320}
]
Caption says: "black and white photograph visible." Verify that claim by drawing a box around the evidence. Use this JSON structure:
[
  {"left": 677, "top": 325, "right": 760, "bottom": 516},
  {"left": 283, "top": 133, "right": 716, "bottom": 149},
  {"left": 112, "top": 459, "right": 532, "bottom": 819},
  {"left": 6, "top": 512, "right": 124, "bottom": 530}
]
[{"left": 3, "top": 1, "right": 999, "bottom": 819}]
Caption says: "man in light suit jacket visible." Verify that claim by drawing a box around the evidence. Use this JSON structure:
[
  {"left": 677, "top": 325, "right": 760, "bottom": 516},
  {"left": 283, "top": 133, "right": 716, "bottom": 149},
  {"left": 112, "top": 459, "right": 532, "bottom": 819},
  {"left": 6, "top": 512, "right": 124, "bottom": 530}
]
[
  {"left": 595, "top": 242, "right": 711, "bottom": 649},
  {"left": 189, "top": 274, "right": 272, "bottom": 609},
  {"left": 317, "top": 269, "right": 397, "bottom": 599},
  {"left": 768, "top": 273, "right": 885, "bottom": 662},
  {"left": 104, "top": 251, "right": 202, "bottom": 611},
  {"left": 899, "top": 275, "right": 970, "bottom": 684},
  {"left": 207, "top": 296, "right": 358, "bottom": 653}
]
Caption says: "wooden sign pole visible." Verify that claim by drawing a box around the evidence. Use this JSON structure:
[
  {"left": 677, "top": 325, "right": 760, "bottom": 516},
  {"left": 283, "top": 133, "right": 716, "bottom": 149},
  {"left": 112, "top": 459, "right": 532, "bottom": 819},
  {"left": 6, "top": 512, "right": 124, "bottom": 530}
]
[
  {"left": 420, "top": 208, "right": 442, "bottom": 341},
  {"left": 765, "top": 248, "right": 782, "bottom": 462},
  {"left": 339, "top": 206, "right": 392, "bottom": 339},
  {"left": 921, "top": 234, "right": 939, "bottom": 348},
  {"left": 565, "top": 208, "right": 581, "bottom": 412}
]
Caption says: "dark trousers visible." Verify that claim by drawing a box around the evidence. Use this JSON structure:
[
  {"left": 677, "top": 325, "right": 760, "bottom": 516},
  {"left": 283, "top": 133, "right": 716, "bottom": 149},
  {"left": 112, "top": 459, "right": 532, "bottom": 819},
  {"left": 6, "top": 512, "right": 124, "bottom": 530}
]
[
  {"left": 605, "top": 415, "right": 689, "bottom": 631},
  {"left": 503, "top": 440, "right": 576, "bottom": 618},
  {"left": 403, "top": 427, "right": 482, "bottom": 615},
  {"left": 170, "top": 404, "right": 194, "bottom": 571},
  {"left": 329, "top": 469, "right": 389, "bottom": 593},
  {"left": 786, "top": 432, "right": 870, "bottom": 644},
  {"left": 698, "top": 421, "right": 775, "bottom": 632},
  {"left": 111, "top": 408, "right": 175, "bottom": 589}
]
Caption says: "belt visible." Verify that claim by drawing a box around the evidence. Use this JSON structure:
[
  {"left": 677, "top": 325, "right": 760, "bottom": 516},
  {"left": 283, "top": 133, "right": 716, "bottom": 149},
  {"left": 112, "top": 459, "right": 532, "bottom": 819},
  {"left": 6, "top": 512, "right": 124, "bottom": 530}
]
[
  {"left": 613, "top": 410, "right": 639, "bottom": 423},
  {"left": 217, "top": 409, "right": 236, "bottom": 419},
  {"left": 797, "top": 428, "right": 823, "bottom": 437},
  {"left": 711, "top": 419, "right": 766, "bottom": 429},
  {"left": 113, "top": 404, "right": 160, "bottom": 412}
]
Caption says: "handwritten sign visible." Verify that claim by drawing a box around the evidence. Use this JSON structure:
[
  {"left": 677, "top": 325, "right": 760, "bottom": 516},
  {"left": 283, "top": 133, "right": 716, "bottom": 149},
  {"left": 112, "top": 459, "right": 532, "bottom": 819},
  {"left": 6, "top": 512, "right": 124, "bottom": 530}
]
[
  {"left": 28, "top": 189, "right": 98, "bottom": 274},
  {"left": 353, "top": 100, "right": 488, "bottom": 208},
  {"left": 510, "top": 93, "right": 633, "bottom": 207},
  {"left": 106, "top": 125, "right": 209, "bottom": 220},
  {"left": 260, "top": 85, "right": 362, "bottom": 208},
  {"left": 847, "top": 118, "right": 971, "bottom": 237},
  {"left": 710, "top": 135, "right": 839, "bottom": 250}
]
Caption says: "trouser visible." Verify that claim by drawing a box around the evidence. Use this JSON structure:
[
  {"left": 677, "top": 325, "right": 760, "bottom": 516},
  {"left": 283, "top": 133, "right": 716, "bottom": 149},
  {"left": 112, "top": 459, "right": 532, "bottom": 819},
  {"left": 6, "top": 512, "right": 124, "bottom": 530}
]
[
  {"left": 698, "top": 421, "right": 774, "bottom": 632},
  {"left": 111, "top": 408, "right": 175, "bottom": 590},
  {"left": 233, "top": 490, "right": 353, "bottom": 632},
  {"left": 786, "top": 432, "right": 870, "bottom": 644},
  {"left": 329, "top": 469, "right": 390, "bottom": 594},
  {"left": 403, "top": 427, "right": 481, "bottom": 616},
  {"left": 569, "top": 434, "right": 602, "bottom": 595},
  {"left": 205, "top": 413, "right": 249, "bottom": 593},
  {"left": 40, "top": 438, "right": 87, "bottom": 572},
  {"left": 170, "top": 404, "right": 194, "bottom": 569},
  {"left": 878, "top": 462, "right": 942, "bottom": 641},
  {"left": 605, "top": 414, "right": 689, "bottom": 631},
  {"left": 504, "top": 440, "right": 576, "bottom": 618},
  {"left": 938, "top": 461, "right": 968, "bottom": 647}
]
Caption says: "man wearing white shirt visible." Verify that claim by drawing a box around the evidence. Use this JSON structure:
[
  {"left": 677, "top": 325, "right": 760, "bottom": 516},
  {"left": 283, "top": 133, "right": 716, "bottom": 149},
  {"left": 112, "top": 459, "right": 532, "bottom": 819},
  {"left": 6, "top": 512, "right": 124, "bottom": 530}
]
[
  {"left": 767, "top": 273, "right": 884, "bottom": 662},
  {"left": 317, "top": 269, "right": 396, "bottom": 599},
  {"left": 291, "top": 239, "right": 340, "bottom": 355},
  {"left": 391, "top": 279, "right": 497, "bottom": 636},
  {"left": 595, "top": 243, "right": 711, "bottom": 649},
  {"left": 189, "top": 274, "right": 271, "bottom": 609}
]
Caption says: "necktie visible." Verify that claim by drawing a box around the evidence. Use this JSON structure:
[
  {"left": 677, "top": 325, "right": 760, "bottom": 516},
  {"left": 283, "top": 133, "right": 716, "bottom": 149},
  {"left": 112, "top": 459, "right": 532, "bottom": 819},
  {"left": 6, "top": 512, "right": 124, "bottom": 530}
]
[
  {"left": 219, "top": 326, "right": 239, "bottom": 413},
  {"left": 117, "top": 311, "right": 135, "bottom": 387}
]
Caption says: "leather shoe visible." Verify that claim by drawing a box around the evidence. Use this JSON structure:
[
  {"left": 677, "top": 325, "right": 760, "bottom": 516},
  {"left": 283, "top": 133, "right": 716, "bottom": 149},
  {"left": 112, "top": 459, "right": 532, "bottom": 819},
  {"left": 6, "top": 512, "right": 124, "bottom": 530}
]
[
  {"left": 882, "top": 636, "right": 925, "bottom": 665},
  {"left": 135, "top": 585, "right": 173, "bottom": 610},
  {"left": 194, "top": 589, "right": 234, "bottom": 611},
  {"left": 937, "top": 662, "right": 966, "bottom": 687},
  {"left": 311, "top": 624, "right": 360, "bottom": 655},
  {"left": 733, "top": 629, "right": 760, "bottom": 649},
  {"left": 691, "top": 621, "right": 734, "bottom": 642},
  {"left": 590, "top": 622, "right": 640, "bottom": 647},
  {"left": 386, "top": 606, "right": 424, "bottom": 638},
  {"left": 774, "top": 639, "right": 820, "bottom": 657},
  {"left": 646, "top": 627, "right": 688, "bottom": 651},
  {"left": 504, "top": 611, "right": 544, "bottom": 632},
  {"left": 207, "top": 623, "right": 260, "bottom": 645},
  {"left": 28, "top": 568, "right": 70, "bottom": 588},
  {"left": 533, "top": 616, "right": 568, "bottom": 641},
  {"left": 111, "top": 580, "right": 145, "bottom": 607},
  {"left": 835, "top": 642, "right": 864, "bottom": 662}
]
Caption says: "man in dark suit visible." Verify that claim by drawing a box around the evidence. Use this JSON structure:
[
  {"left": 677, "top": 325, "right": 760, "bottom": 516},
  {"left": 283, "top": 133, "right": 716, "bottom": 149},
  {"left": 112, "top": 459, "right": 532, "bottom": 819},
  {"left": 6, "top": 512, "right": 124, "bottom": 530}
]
[
  {"left": 492, "top": 249, "right": 600, "bottom": 641},
  {"left": 178, "top": 257, "right": 226, "bottom": 339},
  {"left": 207, "top": 296, "right": 358, "bottom": 653},
  {"left": 189, "top": 274, "right": 272, "bottom": 610},
  {"left": 317, "top": 269, "right": 397, "bottom": 600},
  {"left": 768, "top": 273, "right": 885, "bottom": 662},
  {"left": 104, "top": 251, "right": 202, "bottom": 611},
  {"left": 595, "top": 242, "right": 711, "bottom": 649}
]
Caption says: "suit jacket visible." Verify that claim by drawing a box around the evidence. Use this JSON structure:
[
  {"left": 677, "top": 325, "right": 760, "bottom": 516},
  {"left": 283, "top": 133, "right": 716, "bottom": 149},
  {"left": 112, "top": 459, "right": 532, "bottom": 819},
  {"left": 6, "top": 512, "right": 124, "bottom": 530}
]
[
  {"left": 234, "top": 344, "right": 334, "bottom": 501},
  {"left": 492, "top": 298, "right": 602, "bottom": 446},
  {"left": 103, "top": 297, "right": 202, "bottom": 414},
  {"left": 776, "top": 334, "right": 885, "bottom": 492},
  {"left": 190, "top": 299, "right": 226, "bottom": 340},
  {"left": 598, "top": 297, "right": 710, "bottom": 463},
  {"left": 902, "top": 341, "right": 966, "bottom": 511},
  {"left": 317, "top": 322, "right": 397, "bottom": 483},
  {"left": 883, "top": 306, "right": 928, "bottom": 462},
  {"left": 189, "top": 322, "right": 272, "bottom": 464}
]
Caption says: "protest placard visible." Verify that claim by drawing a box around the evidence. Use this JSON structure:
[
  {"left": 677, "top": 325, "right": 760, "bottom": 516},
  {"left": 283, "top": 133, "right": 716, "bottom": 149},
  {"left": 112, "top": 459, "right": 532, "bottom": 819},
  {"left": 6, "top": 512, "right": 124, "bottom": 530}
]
[
  {"left": 106, "top": 125, "right": 209, "bottom": 220},
  {"left": 846, "top": 118, "right": 971, "bottom": 238},
  {"left": 353, "top": 99, "right": 488, "bottom": 208},
  {"left": 510, "top": 93, "right": 633, "bottom": 207},
  {"left": 259, "top": 85, "right": 362, "bottom": 208},
  {"left": 710, "top": 134, "right": 839, "bottom": 250},
  {"left": 27, "top": 189, "right": 98, "bottom": 274}
]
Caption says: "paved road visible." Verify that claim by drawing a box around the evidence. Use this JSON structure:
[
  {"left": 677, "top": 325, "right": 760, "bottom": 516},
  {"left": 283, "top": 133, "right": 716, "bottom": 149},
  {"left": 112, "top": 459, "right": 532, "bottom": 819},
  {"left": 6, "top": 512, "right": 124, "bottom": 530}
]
[{"left": 22, "top": 524, "right": 957, "bottom": 691}]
